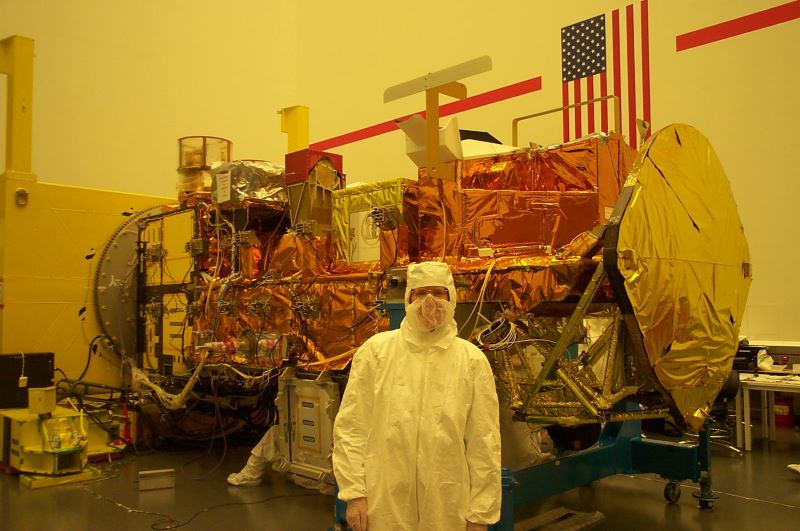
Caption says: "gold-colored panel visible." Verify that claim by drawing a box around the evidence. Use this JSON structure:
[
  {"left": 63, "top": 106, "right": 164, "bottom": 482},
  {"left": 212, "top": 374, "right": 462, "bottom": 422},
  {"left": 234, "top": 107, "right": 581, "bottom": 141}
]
[
  {"left": 414, "top": 133, "right": 633, "bottom": 261},
  {"left": 190, "top": 278, "right": 386, "bottom": 370},
  {"left": 616, "top": 124, "right": 752, "bottom": 431},
  {"left": 331, "top": 179, "right": 412, "bottom": 266}
]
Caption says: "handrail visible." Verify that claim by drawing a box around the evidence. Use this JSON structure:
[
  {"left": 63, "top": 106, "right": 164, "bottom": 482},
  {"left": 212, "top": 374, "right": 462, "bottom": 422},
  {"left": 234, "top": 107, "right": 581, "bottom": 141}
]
[{"left": 512, "top": 94, "right": 621, "bottom": 147}]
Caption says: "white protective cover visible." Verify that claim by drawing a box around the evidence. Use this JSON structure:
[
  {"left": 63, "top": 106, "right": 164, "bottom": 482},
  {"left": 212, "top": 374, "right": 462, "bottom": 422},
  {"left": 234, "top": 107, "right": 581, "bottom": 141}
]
[{"left": 333, "top": 261, "right": 502, "bottom": 528}]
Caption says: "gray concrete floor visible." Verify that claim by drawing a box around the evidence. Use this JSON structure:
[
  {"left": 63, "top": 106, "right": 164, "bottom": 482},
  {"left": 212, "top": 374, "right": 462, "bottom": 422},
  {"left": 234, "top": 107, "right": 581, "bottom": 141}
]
[{"left": 2, "top": 427, "right": 799, "bottom": 530}]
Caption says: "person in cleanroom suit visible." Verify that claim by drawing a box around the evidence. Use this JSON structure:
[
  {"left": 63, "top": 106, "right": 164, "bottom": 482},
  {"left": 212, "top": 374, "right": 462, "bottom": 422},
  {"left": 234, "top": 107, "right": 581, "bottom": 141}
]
[{"left": 333, "top": 261, "right": 501, "bottom": 531}]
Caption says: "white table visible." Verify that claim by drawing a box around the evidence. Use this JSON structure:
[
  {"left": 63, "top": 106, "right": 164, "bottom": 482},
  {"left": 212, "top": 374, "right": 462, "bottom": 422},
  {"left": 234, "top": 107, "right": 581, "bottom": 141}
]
[{"left": 735, "top": 373, "right": 800, "bottom": 451}]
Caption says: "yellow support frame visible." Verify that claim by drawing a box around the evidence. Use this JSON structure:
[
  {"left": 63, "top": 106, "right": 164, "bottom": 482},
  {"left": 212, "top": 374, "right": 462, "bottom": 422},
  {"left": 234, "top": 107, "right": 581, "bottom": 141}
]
[
  {"left": 1, "top": 35, "right": 36, "bottom": 350},
  {"left": 0, "top": 35, "right": 35, "bottom": 177}
]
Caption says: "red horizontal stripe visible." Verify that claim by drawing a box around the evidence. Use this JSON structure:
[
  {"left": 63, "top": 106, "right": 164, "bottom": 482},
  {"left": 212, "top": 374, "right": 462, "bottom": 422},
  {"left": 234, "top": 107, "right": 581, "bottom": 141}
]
[
  {"left": 310, "top": 118, "right": 409, "bottom": 152},
  {"left": 676, "top": 0, "right": 800, "bottom": 51},
  {"left": 439, "top": 77, "right": 542, "bottom": 117},
  {"left": 310, "top": 76, "right": 542, "bottom": 151}
]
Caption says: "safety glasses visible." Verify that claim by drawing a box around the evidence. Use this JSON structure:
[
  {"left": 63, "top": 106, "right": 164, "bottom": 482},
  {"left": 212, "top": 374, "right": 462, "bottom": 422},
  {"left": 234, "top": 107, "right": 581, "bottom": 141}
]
[{"left": 409, "top": 286, "right": 450, "bottom": 302}]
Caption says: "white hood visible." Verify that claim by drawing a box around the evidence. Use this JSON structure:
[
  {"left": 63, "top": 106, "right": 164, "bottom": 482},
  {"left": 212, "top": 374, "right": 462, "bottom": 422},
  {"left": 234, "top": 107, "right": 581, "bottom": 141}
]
[
  {"left": 401, "top": 261, "right": 457, "bottom": 347},
  {"left": 404, "top": 261, "right": 457, "bottom": 306}
]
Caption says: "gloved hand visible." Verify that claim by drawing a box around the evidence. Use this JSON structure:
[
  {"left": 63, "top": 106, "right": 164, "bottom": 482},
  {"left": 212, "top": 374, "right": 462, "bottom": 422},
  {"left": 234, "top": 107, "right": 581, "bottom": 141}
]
[
  {"left": 466, "top": 522, "right": 487, "bottom": 531},
  {"left": 346, "top": 497, "right": 368, "bottom": 531}
]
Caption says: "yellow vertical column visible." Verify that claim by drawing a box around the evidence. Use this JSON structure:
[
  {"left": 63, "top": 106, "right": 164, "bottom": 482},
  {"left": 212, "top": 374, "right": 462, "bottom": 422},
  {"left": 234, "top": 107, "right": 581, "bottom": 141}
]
[
  {"left": 1, "top": 35, "right": 35, "bottom": 176},
  {"left": 279, "top": 105, "right": 310, "bottom": 153},
  {"left": 0, "top": 35, "right": 37, "bottom": 350}
]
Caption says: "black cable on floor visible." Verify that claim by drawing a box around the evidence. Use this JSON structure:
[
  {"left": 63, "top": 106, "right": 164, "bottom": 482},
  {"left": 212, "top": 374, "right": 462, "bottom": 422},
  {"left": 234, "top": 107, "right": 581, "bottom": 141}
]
[
  {"left": 81, "top": 484, "right": 325, "bottom": 531},
  {"left": 82, "top": 484, "right": 178, "bottom": 526},
  {"left": 150, "top": 492, "right": 325, "bottom": 530}
]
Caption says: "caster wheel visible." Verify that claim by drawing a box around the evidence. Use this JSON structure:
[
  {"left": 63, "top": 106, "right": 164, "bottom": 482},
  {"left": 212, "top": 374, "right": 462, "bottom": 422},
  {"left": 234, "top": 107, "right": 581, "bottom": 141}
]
[
  {"left": 664, "top": 482, "right": 681, "bottom": 504},
  {"left": 699, "top": 499, "right": 714, "bottom": 510}
]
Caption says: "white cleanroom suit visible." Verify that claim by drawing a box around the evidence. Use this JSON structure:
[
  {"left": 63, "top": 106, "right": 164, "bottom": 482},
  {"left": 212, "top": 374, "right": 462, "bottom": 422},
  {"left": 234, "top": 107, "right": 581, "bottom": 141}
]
[
  {"left": 333, "top": 261, "right": 502, "bottom": 530},
  {"left": 227, "top": 424, "right": 281, "bottom": 486}
]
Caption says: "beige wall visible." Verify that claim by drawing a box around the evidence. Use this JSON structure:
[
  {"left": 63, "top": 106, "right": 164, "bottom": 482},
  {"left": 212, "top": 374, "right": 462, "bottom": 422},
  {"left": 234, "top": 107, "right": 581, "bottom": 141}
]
[{"left": 2, "top": 0, "right": 798, "bottom": 341}]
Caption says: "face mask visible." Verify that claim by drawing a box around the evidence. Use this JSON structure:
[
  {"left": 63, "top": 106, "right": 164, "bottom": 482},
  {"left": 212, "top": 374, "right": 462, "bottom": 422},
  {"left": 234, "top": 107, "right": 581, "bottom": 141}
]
[{"left": 406, "top": 293, "right": 454, "bottom": 333}]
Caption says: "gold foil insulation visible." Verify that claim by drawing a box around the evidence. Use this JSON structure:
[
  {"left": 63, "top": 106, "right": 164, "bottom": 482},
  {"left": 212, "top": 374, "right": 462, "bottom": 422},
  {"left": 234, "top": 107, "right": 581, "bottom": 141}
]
[
  {"left": 331, "top": 179, "right": 415, "bottom": 269},
  {"left": 174, "top": 196, "right": 392, "bottom": 371},
  {"left": 416, "top": 133, "right": 633, "bottom": 260},
  {"left": 330, "top": 133, "right": 631, "bottom": 270},
  {"left": 140, "top": 126, "right": 749, "bottom": 434},
  {"left": 616, "top": 124, "right": 752, "bottom": 431},
  {"left": 180, "top": 133, "right": 635, "bottom": 374},
  {"left": 194, "top": 277, "right": 385, "bottom": 371}
]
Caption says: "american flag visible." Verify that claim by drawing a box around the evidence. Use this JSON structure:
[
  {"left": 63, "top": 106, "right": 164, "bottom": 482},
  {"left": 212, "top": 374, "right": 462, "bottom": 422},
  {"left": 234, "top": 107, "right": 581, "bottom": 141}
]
[{"left": 561, "top": 0, "right": 652, "bottom": 149}]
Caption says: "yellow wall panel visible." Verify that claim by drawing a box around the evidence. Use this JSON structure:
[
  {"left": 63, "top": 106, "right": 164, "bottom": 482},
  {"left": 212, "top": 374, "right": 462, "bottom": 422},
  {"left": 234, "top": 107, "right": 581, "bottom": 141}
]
[{"left": 0, "top": 172, "right": 170, "bottom": 387}]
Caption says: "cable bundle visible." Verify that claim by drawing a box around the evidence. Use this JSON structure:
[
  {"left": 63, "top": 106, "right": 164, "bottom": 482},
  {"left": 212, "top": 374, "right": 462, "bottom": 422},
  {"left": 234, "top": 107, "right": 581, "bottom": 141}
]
[{"left": 477, "top": 318, "right": 520, "bottom": 351}]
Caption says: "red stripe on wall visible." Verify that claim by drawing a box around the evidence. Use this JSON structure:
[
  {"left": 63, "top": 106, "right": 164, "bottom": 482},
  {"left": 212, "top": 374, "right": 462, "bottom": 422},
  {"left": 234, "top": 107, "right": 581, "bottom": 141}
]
[
  {"left": 439, "top": 77, "right": 542, "bottom": 117},
  {"left": 311, "top": 119, "right": 404, "bottom": 152},
  {"left": 625, "top": 4, "right": 637, "bottom": 149},
  {"left": 641, "top": 0, "right": 651, "bottom": 139},
  {"left": 587, "top": 75, "right": 595, "bottom": 134},
  {"left": 310, "top": 76, "right": 543, "bottom": 151},
  {"left": 562, "top": 82, "right": 570, "bottom": 143},
  {"left": 573, "top": 79, "right": 582, "bottom": 138},
  {"left": 676, "top": 0, "right": 800, "bottom": 52}
]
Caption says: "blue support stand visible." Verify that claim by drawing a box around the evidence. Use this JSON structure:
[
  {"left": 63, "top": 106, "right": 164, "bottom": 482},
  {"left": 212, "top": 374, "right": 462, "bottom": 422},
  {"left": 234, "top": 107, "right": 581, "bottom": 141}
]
[{"left": 489, "top": 416, "right": 717, "bottom": 530}]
